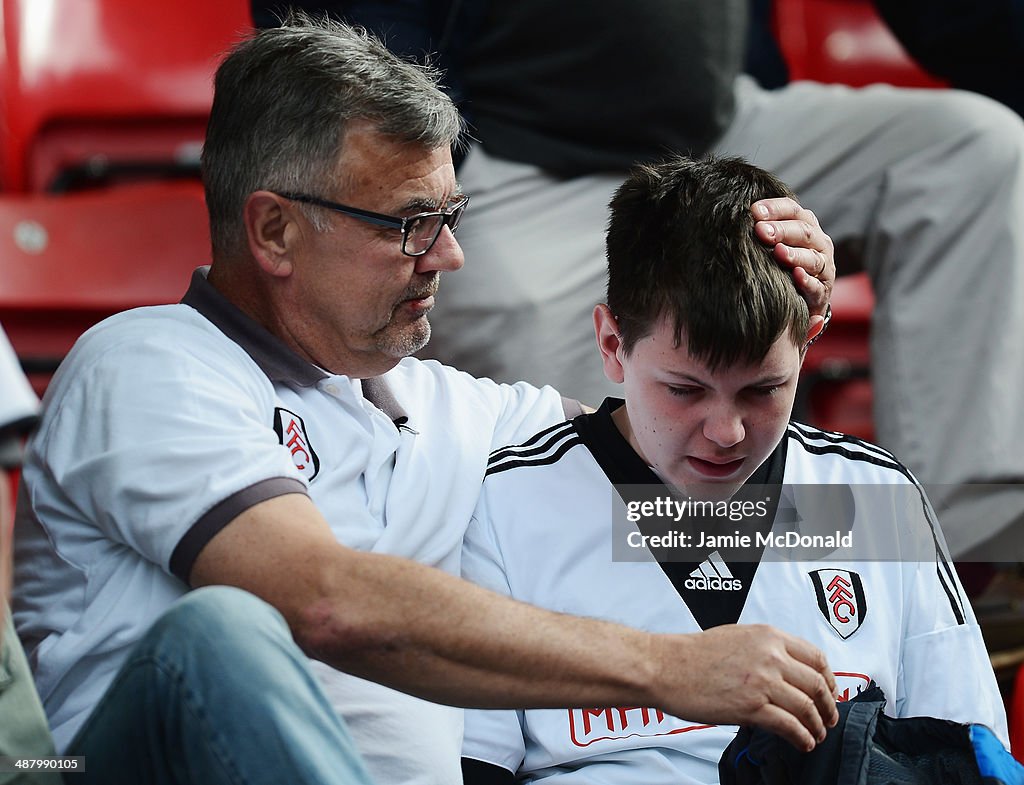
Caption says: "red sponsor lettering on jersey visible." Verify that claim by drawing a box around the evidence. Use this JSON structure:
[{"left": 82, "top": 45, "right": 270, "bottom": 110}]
[
  {"left": 834, "top": 672, "right": 872, "bottom": 702},
  {"left": 568, "top": 707, "right": 712, "bottom": 747}
]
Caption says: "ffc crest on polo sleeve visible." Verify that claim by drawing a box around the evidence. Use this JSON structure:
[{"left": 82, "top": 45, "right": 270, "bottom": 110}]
[{"left": 273, "top": 407, "right": 320, "bottom": 481}]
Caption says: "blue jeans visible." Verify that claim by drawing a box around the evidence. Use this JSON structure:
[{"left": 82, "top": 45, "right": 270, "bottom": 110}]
[{"left": 67, "top": 587, "right": 375, "bottom": 785}]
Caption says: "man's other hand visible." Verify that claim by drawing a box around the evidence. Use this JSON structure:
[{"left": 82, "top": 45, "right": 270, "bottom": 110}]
[{"left": 662, "top": 624, "right": 839, "bottom": 752}]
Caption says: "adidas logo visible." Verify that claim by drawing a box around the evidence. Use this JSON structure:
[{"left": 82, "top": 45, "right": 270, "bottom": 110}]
[{"left": 684, "top": 551, "right": 743, "bottom": 591}]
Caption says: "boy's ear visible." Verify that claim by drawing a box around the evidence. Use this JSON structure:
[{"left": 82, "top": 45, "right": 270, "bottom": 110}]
[
  {"left": 594, "top": 304, "right": 626, "bottom": 384},
  {"left": 243, "top": 191, "right": 300, "bottom": 277}
]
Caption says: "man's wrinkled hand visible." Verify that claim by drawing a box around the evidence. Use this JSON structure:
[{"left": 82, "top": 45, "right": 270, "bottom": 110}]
[
  {"left": 752, "top": 197, "right": 835, "bottom": 339},
  {"left": 659, "top": 624, "right": 838, "bottom": 752}
]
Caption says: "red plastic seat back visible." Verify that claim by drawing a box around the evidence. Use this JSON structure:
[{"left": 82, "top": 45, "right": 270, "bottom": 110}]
[
  {"left": 1011, "top": 663, "right": 1024, "bottom": 761},
  {"left": 0, "top": 0, "right": 253, "bottom": 192},
  {"left": 796, "top": 273, "right": 875, "bottom": 440},
  {"left": 0, "top": 180, "right": 210, "bottom": 394},
  {"left": 773, "top": 0, "right": 947, "bottom": 88}
]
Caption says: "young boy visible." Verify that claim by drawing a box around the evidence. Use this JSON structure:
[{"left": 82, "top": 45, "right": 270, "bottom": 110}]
[{"left": 459, "top": 156, "right": 1006, "bottom": 784}]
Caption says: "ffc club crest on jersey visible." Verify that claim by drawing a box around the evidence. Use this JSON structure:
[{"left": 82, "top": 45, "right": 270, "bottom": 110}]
[
  {"left": 273, "top": 407, "right": 320, "bottom": 481},
  {"left": 809, "top": 568, "right": 867, "bottom": 639}
]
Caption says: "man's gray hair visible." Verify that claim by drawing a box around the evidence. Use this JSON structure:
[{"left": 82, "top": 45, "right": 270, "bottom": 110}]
[{"left": 201, "top": 11, "right": 464, "bottom": 258}]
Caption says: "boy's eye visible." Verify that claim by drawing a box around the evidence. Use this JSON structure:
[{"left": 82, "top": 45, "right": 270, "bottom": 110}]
[
  {"left": 753, "top": 385, "right": 781, "bottom": 397},
  {"left": 667, "top": 385, "right": 702, "bottom": 397}
]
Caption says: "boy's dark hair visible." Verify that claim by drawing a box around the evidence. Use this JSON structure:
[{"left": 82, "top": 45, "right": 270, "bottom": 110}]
[{"left": 606, "top": 155, "right": 809, "bottom": 368}]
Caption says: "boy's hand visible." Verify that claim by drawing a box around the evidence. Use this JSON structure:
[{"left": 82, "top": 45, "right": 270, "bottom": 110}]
[{"left": 752, "top": 198, "right": 835, "bottom": 338}]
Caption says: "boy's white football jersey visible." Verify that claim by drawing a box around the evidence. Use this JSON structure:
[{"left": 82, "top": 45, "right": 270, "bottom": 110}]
[{"left": 461, "top": 399, "right": 1005, "bottom": 785}]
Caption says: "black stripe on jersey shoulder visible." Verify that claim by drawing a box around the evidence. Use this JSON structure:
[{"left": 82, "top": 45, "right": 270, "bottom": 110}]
[
  {"left": 488, "top": 420, "right": 575, "bottom": 464},
  {"left": 788, "top": 422, "right": 909, "bottom": 477},
  {"left": 486, "top": 421, "right": 583, "bottom": 477},
  {"left": 936, "top": 561, "right": 966, "bottom": 625},
  {"left": 786, "top": 422, "right": 966, "bottom": 625}
]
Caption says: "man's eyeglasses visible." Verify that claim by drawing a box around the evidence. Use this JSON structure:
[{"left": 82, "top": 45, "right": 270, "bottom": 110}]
[{"left": 276, "top": 191, "right": 470, "bottom": 257}]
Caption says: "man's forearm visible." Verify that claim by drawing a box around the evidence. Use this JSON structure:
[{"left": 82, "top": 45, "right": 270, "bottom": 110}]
[
  {"left": 298, "top": 548, "right": 662, "bottom": 710},
  {"left": 192, "top": 493, "right": 837, "bottom": 750},
  {"left": 294, "top": 548, "right": 837, "bottom": 752}
]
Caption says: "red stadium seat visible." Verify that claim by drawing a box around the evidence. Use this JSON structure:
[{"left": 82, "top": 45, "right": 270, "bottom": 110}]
[
  {"left": 0, "top": 0, "right": 247, "bottom": 394},
  {"left": 0, "top": 180, "right": 210, "bottom": 395},
  {"left": 1010, "top": 662, "right": 1024, "bottom": 761},
  {"left": 772, "top": 0, "right": 947, "bottom": 87},
  {"left": 796, "top": 273, "right": 874, "bottom": 440},
  {"left": 0, "top": 0, "right": 253, "bottom": 192}
]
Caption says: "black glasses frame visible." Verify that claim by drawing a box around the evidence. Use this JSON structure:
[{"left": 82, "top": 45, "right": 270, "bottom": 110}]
[{"left": 276, "top": 191, "right": 470, "bottom": 257}]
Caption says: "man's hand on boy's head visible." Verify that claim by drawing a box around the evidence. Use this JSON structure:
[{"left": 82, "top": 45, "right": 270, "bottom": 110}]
[{"left": 752, "top": 198, "right": 835, "bottom": 336}]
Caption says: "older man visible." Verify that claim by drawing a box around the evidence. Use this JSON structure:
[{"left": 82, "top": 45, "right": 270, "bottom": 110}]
[{"left": 14, "top": 14, "right": 838, "bottom": 785}]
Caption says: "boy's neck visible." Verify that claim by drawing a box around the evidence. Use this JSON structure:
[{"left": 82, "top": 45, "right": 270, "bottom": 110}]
[{"left": 610, "top": 401, "right": 645, "bottom": 465}]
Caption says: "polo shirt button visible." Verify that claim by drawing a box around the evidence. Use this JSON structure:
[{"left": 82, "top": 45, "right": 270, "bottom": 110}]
[{"left": 324, "top": 384, "right": 339, "bottom": 395}]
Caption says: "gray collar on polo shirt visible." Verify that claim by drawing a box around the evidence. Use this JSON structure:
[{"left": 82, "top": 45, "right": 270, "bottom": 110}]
[{"left": 181, "top": 266, "right": 409, "bottom": 427}]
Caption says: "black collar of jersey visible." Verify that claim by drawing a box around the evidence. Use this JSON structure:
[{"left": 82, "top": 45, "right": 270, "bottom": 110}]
[
  {"left": 572, "top": 397, "right": 787, "bottom": 489},
  {"left": 573, "top": 397, "right": 788, "bottom": 630},
  {"left": 181, "top": 267, "right": 409, "bottom": 426}
]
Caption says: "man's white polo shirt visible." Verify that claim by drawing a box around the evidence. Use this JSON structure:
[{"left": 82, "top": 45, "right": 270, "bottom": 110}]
[
  {"left": 0, "top": 326, "right": 38, "bottom": 454},
  {"left": 13, "top": 267, "right": 572, "bottom": 783}
]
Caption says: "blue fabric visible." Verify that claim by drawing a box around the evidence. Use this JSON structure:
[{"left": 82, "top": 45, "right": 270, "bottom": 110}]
[
  {"left": 67, "top": 586, "right": 375, "bottom": 785},
  {"left": 970, "top": 725, "right": 1024, "bottom": 785}
]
